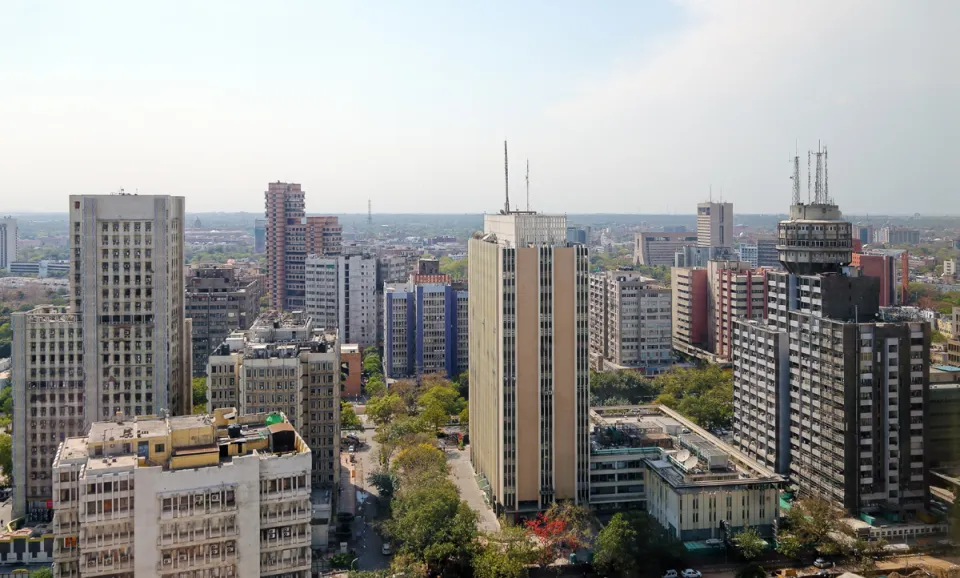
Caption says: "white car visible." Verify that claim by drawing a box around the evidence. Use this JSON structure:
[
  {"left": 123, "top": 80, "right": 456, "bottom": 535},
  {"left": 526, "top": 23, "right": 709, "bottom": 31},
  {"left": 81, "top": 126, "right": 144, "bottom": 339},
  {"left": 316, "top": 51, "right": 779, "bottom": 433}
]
[
  {"left": 814, "top": 558, "right": 833, "bottom": 569},
  {"left": 381, "top": 543, "right": 393, "bottom": 555},
  {"left": 663, "top": 571, "right": 678, "bottom": 578},
  {"left": 682, "top": 570, "right": 702, "bottom": 578}
]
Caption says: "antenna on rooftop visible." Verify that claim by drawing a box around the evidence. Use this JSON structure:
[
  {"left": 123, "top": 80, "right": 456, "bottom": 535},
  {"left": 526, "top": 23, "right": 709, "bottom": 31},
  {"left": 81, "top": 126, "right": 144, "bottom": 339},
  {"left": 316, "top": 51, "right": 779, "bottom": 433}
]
[
  {"left": 504, "top": 140, "right": 510, "bottom": 214},
  {"left": 823, "top": 145, "right": 829, "bottom": 204},
  {"left": 525, "top": 159, "right": 530, "bottom": 212},
  {"left": 807, "top": 151, "right": 812, "bottom": 203}
]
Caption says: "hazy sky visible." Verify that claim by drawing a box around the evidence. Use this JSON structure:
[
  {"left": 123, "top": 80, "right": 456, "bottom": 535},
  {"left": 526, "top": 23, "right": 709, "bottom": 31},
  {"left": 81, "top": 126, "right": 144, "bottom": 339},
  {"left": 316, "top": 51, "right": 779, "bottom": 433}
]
[{"left": 1, "top": 1, "right": 957, "bottom": 215}]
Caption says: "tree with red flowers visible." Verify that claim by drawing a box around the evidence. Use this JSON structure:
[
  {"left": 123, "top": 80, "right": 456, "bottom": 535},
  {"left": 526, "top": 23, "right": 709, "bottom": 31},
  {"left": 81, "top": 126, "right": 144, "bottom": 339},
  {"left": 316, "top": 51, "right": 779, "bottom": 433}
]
[{"left": 523, "top": 502, "right": 592, "bottom": 566}]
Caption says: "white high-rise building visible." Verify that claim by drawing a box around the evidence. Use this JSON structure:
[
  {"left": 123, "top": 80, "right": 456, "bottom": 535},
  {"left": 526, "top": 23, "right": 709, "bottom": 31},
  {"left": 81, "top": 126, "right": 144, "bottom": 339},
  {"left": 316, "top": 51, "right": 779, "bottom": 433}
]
[
  {"left": 51, "top": 408, "right": 314, "bottom": 578},
  {"left": 0, "top": 216, "right": 17, "bottom": 270},
  {"left": 11, "top": 194, "right": 190, "bottom": 520},
  {"left": 304, "top": 254, "right": 378, "bottom": 347},
  {"left": 696, "top": 201, "right": 733, "bottom": 248}
]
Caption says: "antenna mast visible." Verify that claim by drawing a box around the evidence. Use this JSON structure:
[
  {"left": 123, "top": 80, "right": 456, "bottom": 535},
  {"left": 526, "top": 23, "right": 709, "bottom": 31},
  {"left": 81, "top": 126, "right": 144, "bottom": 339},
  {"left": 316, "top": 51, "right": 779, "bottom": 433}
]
[
  {"left": 525, "top": 159, "right": 530, "bottom": 211},
  {"left": 504, "top": 141, "right": 510, "bottom": 214},
  {"left": 813, "top": 140, "right": 824, "bottom": 204},
  {"left": 823, "top": 145, "right": 829, "bottom": 204},
  {"left": 807, "top": 151, "right": 812, "bottom": 203},
  {"left": 791, "top": 151, "right": 801, "bottom": 205}
]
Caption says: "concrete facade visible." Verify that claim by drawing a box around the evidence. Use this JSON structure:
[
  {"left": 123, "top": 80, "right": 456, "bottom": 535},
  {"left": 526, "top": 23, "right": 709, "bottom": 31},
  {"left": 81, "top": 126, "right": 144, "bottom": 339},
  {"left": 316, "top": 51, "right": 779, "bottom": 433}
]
[
  {"left": 671, "top": 267, "right": 708, "bottom": 357},
  {"left": 51, "top": 408, "right": 315, "bottom": 578},
  {"left": 697, "top": 202, "right": 733, "bottom": 248},
  {"left": 588, "top": 270, "right": 672, "bottom": 373},
  {"left": 0, "top": 217, "right": 17, "bottom": 270},
  {"left": 185, "top": 264, "right": 263, "bottom": 375},
  {"left": 12, "top": 194, "right": 191, "bottom": 520},
  {"left": 469, "top": 213, "right": 590, "bottom": 521},
  {"left": 205, "top": 311, "right": 341, "bottom": 489},
  {"left": 304, "top": 255, "right": 378, "bottom": 348},
  {"left": 634, "top": 232, "right": 699, "bottom": 267}
]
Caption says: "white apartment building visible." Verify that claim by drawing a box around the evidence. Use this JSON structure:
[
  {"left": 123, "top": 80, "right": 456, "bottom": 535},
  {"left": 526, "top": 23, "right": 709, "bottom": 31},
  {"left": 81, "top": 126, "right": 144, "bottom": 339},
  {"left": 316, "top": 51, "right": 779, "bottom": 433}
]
[
  {"left": 697, "top": 201, "right": 733, "bottom": 248},
  {"left": 303, "top": 254, "right": 377, "bottom": 347},
  {"left": 51, "top": 408, "right": 314, "bottom": 578},
  {"left": 0, "top": 216, "right": 17, "bottom": 270},
  {"left": 206, "top": 311, "right": 341, "bottom": 489},
  {"left": 589, "top": 271, "right": 672, "bottom": 374},
  {"left": 12, "top": 194, "right": 190, "bottom": 520}
]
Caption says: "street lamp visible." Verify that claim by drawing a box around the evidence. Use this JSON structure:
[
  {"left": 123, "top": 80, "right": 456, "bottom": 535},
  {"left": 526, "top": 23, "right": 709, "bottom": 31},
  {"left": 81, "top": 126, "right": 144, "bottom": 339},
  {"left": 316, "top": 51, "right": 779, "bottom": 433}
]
[{"left": 351, "top": 557, "right": 359, "bottom": 570}]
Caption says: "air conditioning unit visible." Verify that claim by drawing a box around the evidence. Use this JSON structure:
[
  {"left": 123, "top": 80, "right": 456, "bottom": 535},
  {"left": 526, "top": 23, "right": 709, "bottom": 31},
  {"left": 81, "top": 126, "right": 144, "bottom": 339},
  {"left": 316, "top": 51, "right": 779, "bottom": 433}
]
[
  {"left": 163, "top": 557, "right": 172, "bottom": 566},
  {"left": 210, "top": 544, "right": 219, "bottom": 555},
  {"left": 179, "top": 553, "right": 187, "bottom": 562},
  {"left": 210, "top": 494, "right": 220, "bottom": 503},
  {"left": 225, "top": 544, "right": 235, "bottom": 554},
  {"left": 268, "top": 529, "right": 277, "bottom": 539},
  {"left": 195, "top": 495, "right": 205, "bottom": 506},
  {"left": 282, "top": 527, "right": 291, "bottom": 537}
]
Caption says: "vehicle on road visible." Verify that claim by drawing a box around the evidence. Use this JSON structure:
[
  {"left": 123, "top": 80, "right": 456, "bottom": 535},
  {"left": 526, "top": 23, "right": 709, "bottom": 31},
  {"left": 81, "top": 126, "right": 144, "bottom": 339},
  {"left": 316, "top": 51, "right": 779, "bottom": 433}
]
[
  {"left": 349, "top": 445, "right": 356, "bottom": 454},
  {"left": 663, "top": 570, "right": 678, "bottom": 578},
  {"left": 814, "top": 558, "right": 833, "bottom": 569},
  {"left": 381, "top": 543, "right": 393, "bottom": 555},
  {"left": 681, "top": 570, "right": 702, "bottom": 578}
]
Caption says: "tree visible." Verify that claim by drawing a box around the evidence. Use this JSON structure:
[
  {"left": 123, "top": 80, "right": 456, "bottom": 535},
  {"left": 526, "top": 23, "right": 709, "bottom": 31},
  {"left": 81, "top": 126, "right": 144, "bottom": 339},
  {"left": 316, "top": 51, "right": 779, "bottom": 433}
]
[
  {"left": 0, "top": 433, "right": 12, "bottom": 482},
  {"left": 366, "top": 394, "right": 406, "bottom": 425},
  {"left": 341, "top": 401, "right": 362, "bottom": 431},
  {"left": 474, "top": 520, "right": 542, "bottom": 578},
  {"left": 524, "top": 502, "right": 592, "bottom": 565},
  {"left": 654, "top": 365, "right": 733, "bottom": 429},
  {"left": 29, "top": 569, "right": 53, "bottom": 578},
  {"left": 367, "top": 469, "right": 399, "bottom": 500},
  {"left": 365, "top": 374, "right": 386, "bottom": 398},
  {"left": 420, "top": 402, "right": 450, "bottom": 431},
  {"left": 594, "top": 513, "right": 640, "bottom": 577},
  {"left": 735, "top": 563, "right": 767, "bottom": 578},
  {"left": 591, "top": 370, "right": 658, "bottom": 406},
  {"left": 393, "top": 443, "right": 447, "bottom": 485},
  {"left": 454, "top": 371, "right": 469, "bottom": 400},
  {"left": 0, "top": 387, "right": 12, "bottom": 416},
  {"left": 192, "top": 377, "right": 208, "bottom": 414},
  {"left": 363, "top": 345, "right": 379, "bottom": 358},
  {"left": 733, "top": 527, "right": 766, "bottom": 561},
  {"left": 776, "top": 497, "right": 850, "bottom": 557},
  {"left": 363, "top": 353, "right": 383, "bottom": 376},
  {"left": 458, "top": 407, "right": 469, "bottom": 431},
  {"left": 389, "top": 479, "right": 478, "bottom": 573}
]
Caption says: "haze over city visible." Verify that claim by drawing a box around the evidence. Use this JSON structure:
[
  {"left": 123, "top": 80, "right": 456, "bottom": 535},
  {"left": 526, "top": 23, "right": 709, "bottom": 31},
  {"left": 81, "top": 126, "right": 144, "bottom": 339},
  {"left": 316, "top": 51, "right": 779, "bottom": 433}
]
[{"left": 1, "top": 0, "right": 957, "bottom": 215}]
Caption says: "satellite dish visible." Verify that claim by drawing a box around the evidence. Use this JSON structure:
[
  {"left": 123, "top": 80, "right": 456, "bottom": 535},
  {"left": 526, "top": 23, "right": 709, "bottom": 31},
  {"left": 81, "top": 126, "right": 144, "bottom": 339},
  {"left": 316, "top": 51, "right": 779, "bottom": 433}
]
[
  {"left": 676, "top": 449, "right": 691, "bottom": 462},
  {"left": 685, "top": 455, "right": 699, "bottom": 470}
]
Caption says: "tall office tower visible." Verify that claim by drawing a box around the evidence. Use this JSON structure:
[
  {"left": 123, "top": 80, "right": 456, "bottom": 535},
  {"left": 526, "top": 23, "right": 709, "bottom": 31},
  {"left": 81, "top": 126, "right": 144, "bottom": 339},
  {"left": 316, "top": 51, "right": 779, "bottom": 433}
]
[
  {"left": 264, "top": 182, "right": 341, "bottom": 311},
  {"left": 185, "top": 264, "right": 264, "bottom": 375},
  {"left": 671, "top": 267, "right": 709, "bottom": 356},
  {"left": 697, "top": 201, "right": 733, "bottom": 248},
  {"left": 383, "top": 273, "right": 469, "bottom": 379},
  {"left": 11, "top": 194, "right": 191, "bottom": 520},
  {"left": 588, "top": 270, "right": 672, "bottom": 374},
  {"left": 51, "top": 408, "right": 315, "bottom": 578},
  {"left": 253, "top": 218, "right": 266, "bottom": 253},
  {"left": 707, "top": 260, "right": 766, "bottom": 361},
  {"left": 206, "top": 310, "right": 340, "bottom": 489},
  {"left": 0, "top": 216, "right": 17, "bottom": 270},
  {"left": 303, "top": 254, "right": 377, "bottom": 347},
  {"left": 469, "top": 212, "right": 590, "bottom": 521},
  {"left": 634, "top": 231, "right": 699, "bottom": 267},
  {"left": 874, "top": 226, "right": 920, "bottom": 246}
]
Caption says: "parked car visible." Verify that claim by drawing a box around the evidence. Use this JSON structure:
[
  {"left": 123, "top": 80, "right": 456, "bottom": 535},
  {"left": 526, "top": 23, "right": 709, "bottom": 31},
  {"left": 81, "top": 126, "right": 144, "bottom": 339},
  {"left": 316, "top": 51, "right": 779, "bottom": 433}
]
[
  {"left": 682, "top": 569, "right": 702, "bottom": 578},
  {"left": 381, "top": 543, "right": 393, "bottom": 555},
  {"left": 814, "top": 558, "right": 833, "bottom": 569},
  {"left": 663, "top": 570, "right": 678, "bottom": 578},
  {"left": 349, "top": 445, "right": 356, "bottom": 454}
]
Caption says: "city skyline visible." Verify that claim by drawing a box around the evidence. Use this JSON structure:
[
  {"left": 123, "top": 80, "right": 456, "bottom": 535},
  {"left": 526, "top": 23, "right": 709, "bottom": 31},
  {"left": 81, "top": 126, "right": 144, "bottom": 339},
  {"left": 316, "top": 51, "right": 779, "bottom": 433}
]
[{"left": 2, "top": 1, "right": 957, "bottom": 215}]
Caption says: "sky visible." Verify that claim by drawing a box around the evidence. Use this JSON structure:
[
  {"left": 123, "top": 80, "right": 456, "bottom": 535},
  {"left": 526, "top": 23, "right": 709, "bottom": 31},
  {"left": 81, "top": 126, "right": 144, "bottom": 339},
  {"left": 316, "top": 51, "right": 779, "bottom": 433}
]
[{"left": 1, "top": 1, "right": 957, "bottom": 215}]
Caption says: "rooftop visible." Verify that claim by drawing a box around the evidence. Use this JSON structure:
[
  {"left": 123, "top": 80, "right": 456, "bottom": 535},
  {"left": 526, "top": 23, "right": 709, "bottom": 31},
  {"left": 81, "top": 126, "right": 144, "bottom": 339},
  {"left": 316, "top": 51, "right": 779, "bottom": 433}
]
[{"left": 590, "top": 405, "right": 782, "bottom": 489}]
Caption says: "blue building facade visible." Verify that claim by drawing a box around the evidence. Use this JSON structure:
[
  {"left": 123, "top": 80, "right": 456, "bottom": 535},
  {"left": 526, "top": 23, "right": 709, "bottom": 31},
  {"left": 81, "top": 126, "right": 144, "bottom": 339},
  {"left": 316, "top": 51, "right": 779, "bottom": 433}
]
[{"left": 385, "top": 280, "right": 468, "bottom": 379}]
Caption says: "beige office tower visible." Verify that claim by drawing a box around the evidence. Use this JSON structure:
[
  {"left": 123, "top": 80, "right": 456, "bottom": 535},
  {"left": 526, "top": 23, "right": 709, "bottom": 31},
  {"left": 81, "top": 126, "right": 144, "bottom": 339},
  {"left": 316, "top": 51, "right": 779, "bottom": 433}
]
[
  {"left": 11, "top": 194, "right": 190, "bottom": 520},
  {"left": 468, "top": 213, "right": 590, "bottom": 521},
  {"left": 697, "top": 201, "right": 733, "bottom": 248}
]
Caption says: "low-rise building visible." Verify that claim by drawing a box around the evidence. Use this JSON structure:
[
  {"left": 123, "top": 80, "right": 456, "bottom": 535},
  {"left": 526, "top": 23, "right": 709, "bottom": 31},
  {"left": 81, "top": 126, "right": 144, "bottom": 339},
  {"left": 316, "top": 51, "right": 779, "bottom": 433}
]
[
  {"left": 52, "top": 408, "right": 314, "bottom": 578},
  {"left": 589, "top": 405, "right": 784, "bottom": 540},
  {"left": 635, "top": 232, "right": 699, "bottom": 267}
]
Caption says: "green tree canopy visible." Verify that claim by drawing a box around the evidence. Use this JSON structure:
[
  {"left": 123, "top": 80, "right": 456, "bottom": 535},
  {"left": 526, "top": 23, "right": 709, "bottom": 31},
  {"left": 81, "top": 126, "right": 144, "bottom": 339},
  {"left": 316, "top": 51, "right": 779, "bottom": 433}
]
[
  {"left": 776, "top": 497, "right": 850, "bottom": 557},
  {"left": 389, "top": 479, "right": 477, "bottom": 573},
  {"left": 591, "top": 511, "right": 684, "bottom": 576},
  {"left": 733, "top": 527, "right": 766, "bottom": 561},
  {"left": 654, "top": 365, "right": 733, "bottom": 429},
  {"left": 393, "top": 443, "right": 447, "bottom": 485},
  {"left": 363, "top": 353, "right": 383, "bottom": 376},
  {"left": 365, "top": 374, "right": 386, "bottom": 398},
  {"left": 341, "top": 401, "right": 362, "bottom": 431},
  {"left": 593, "top": 513, "right": 640, "bottom": 577},
  {"left": 0, "top": 432, "right": 12, "bottom": 483},
  {"left": 366, "top": 393, "right": 406, "bottom": 425},
  {"left": 473, "top": 520, "right": 542, "bottom": 578},
  {"left": 590, "top": 370, "right": 658, "bottom": 406}
]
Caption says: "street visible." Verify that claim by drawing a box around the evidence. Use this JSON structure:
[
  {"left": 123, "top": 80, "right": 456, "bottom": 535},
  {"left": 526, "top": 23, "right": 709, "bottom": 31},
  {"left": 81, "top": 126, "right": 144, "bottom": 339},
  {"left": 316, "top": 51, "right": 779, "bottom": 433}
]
[
  {"left": 446, "top": 445, "right": 500, "bottom": 533},
  {"left": 347, "top": 418, "right": 391, "bottom": 571}
]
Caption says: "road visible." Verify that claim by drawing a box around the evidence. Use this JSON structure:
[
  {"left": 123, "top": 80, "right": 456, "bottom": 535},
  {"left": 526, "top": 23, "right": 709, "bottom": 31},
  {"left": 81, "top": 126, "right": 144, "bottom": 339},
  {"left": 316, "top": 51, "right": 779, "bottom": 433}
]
[
  {"left": 349, "top": 418, "right": 391, "bottom": 571},
  {"left": 447, "top": 446, "right": 500, "bottom": 533}
]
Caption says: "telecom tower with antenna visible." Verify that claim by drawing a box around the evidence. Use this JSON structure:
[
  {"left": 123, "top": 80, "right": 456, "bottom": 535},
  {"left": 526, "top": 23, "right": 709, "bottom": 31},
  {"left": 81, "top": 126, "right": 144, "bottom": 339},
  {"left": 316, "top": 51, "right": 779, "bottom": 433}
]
[
  {"left": 525, "top": 159, "right": 530, "bottom": 212},
  {"left": 503, "top": 140, "right": 511, "bottom": 214}
]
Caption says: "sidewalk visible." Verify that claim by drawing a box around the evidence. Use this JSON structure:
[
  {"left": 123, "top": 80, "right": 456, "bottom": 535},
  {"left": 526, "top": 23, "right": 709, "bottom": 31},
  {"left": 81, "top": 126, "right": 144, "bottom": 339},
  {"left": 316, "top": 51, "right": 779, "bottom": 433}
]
[{"left": 339, "top": 454, "right": 357, "bottom": 517}]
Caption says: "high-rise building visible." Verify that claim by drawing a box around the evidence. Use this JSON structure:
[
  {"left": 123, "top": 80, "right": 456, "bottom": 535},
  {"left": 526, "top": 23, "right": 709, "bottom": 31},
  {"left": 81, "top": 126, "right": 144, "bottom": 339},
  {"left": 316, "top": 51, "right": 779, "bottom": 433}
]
[
  {"left": 185, "top": 264, "right": 264, "bottom": 375},
  {"left": 853, "top": 224, "right": 874, "bottom": 245},
  {"left": 11, "top": 194, "right": 191, "bottom": 520},
  {"left": 671, "top": 267, "right": 709, "bottom": 357},
  {"left": 852, "top": 252, "right": 909, "bottom": 307},
  {"left": 469, "top": 212, "right": 590, "bottom": 521},
  {"left": 0, "top": 216, "right": 17, "bottom": 270},
  {"left": 634, "top": 232, "right": 699, "bottom": 267},
  {"left": 206, "top": 310, "right": 340, "bottom": 489},
  {"left": 697, "top": 201, "right": 733, "bottom": 248},
  {"left": 51, "top": 408, "right": 316, "bottom": 578},
  {"left": 384, "top": 274, "right": 468, "bottom": 379},
  {"left": 264, "top": 182, "right": 341, "bottom": 311},
  {"left": 707, "top": 260, "right": 767, "bottom": 361},
  {"left": 588, "top": 270, "right": 672, "bottom": 374},
  {"left": 304, "top": 254, "right": 378, "bottom": 347},
  {"left": 253, "top": 218, "right": 266, "bottom": 253},
  {"left": 874, "top": 226, "right": 920, "bottom": 246}
]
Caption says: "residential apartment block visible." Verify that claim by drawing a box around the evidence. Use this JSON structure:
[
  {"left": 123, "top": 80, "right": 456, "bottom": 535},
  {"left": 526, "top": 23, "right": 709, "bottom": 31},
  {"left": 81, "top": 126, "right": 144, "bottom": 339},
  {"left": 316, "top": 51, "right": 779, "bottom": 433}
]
[
  {"left": 186, "top": 264, "right": 264, "bottom": 375},
  {"left": 707, "top": 260, "right": 766, "bottom": 361},
  {"left": 264, "top": 182, "right": 341, "bottom": 311},
  {"left": 469, "top": 212, "right": 590, "bottom": 521},
  {"left": 671, "top": 267, "right": 708, "bottom": 357},
  {"left": 51, "top": 408, "right": 314, "bottom": 578},
  {"left": 588, "top": 270, "right": 672, "bottom": 374},
  {"left": 205, "top": 310, "right": 340, "bottom": 489},
  {"left": 304, "top": 254, "right": 378, "bottom": 347},
  {"left": 11, "top": 194, "right": 191, "bottom": 521},
  {"left": 384, "top": 274, "right": 468, "bottom": 379},
  {"left": 874, "top": 226, "right": 920, "bottom": 246},
  {"left": 634, "top": 232, "right": 699, "bottom": 267}
]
